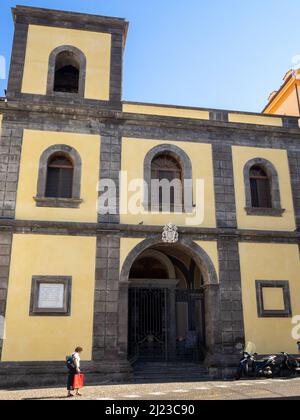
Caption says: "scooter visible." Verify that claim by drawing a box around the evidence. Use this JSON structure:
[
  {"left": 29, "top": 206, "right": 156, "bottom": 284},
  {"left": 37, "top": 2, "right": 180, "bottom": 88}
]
[
  {"left": 236, "top": 351, "right": 277, "bottom": 380},
  {"left": 276, "top": 352, "right": 300, "bottom": 377}
]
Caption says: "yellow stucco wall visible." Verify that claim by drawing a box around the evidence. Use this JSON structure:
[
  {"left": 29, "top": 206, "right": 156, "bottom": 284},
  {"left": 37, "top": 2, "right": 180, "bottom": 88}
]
[
  {"left": 229, "top": 113, "right": 283, "bottom": 127},
  {"left": 263, "top": 71, "right": 300, "bottom": 118},
  {"left": 195, "top": 241, "right": 219, "bottom": 280},
  {"left": 123, "top": 103, "right": 210, "bottom": 120},
  {"left": 2, "top": 234, "right": 96, "bottom": 362},
  {"left": 232, "top": 146, "right": 296, "bottom": 231},
  {"left": 239, "top": 243, "right": 300, "bottom": 354},
  {"left": 123, "top": 104, "right": 285, "bottom": 128},
  {"left": 120, "top": 138, "right": 216, "bottom": 228},
  {"left": 120, "top": 238, "right": 144, "bottom": 272},
  {"left": 15, "top": 130, "right": 100, "bottom": 223},
  {"left": 273, "top": 87, "right": 300, "bottom": 117},
  {"left": 120, "top": 238, "right": 219, "bottom": 281},
  {"left": 22, "top": 25, "right": 111, "bottom": 101},
  {"left": 263, "top": 288, "right": 285, "bottom": 311}
]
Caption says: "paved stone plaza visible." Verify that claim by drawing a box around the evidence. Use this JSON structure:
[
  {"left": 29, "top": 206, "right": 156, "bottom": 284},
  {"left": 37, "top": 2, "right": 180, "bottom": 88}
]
[{"left": 1, "top": 378, "right": 300, "bottom": 400}]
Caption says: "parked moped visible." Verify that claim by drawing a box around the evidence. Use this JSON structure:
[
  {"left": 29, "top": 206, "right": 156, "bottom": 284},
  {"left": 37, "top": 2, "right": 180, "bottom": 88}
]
[
  {"left": 236, "top": 342, "right": 277, "bottom": 380},
  {"left": 276, "top": 352, "right": 300, "bottom": 377}
]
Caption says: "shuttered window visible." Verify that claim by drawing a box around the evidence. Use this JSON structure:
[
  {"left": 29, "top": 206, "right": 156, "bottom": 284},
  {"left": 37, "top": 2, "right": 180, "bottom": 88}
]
[
  {"left": 250, "top": 166, "right": 272, "bottom": 208},
  {"left": 151, "top": 154, "right": 183, "bottom": 211},
  {"left": 45, "top": 155, "right": 74, "bottom": 199}
]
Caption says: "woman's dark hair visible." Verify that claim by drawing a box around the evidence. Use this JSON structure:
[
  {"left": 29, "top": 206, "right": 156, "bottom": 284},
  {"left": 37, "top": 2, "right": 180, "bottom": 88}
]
[{"left": 75, "top": 347, "right": 83, "bottom": 353}]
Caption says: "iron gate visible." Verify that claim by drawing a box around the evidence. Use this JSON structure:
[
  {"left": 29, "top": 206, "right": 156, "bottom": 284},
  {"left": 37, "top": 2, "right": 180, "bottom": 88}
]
[
  {"left": 128, "top": 287, "right": 205, "bottom": 362},
  {"left": 175, "top": 289, "right": 206, "bottom": 362},
  {"left": 128, "top": 287, "right": 169, "bottom": 362}
]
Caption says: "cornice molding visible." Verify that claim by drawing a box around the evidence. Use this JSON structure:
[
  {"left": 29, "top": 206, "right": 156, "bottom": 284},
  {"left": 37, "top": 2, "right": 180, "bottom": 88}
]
[
  {"left": 0, "top": 219, "right": 299, "bottom": 243},
  {"left": 1, "top": 100, "right": 300, "bottom": 138}
]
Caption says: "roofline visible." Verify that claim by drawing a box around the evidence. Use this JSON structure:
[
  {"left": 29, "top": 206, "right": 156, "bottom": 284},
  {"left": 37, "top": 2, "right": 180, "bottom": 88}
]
[
  {"left": 123, "top": 100, "right": 297, "bottom": 120},
  {"left": 12, "top": 5, "right": 129, "bottom": 40},
  {"left": 262, "top": 72, "right": 294, "bottom": 113}
]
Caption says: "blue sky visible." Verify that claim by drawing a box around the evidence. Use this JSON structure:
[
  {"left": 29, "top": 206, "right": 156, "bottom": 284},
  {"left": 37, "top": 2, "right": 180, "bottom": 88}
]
[{"left": 1, "top": 0, "right": 300, "bottom": 112}]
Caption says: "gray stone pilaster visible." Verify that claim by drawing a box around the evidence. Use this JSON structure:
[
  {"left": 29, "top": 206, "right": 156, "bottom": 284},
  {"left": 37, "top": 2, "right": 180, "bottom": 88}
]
[
  {"left": 288, "top": 150, "right": 300, "bottom": 230},
  {"left": 98, "top": 135, "right": 121, "bottom": 224},
  {"left": 212, "top": 144, "right": 237, "bottom": 229},
  {"left": 0, "top": 231, "right": 12, "bottom": 359},
  {"left": 109, "top": 32, "right": 124, "bottom": 103},
  {"left": 218, "top": 239, "right": 245, "bottom": 359},
  {"left": 0, "top": 119, "right": 23, "bottom": 219},
  {"left": 92, "top": 236, "right": 120, "bottom": 361},
  {"left": 7, "top": 22, "right": 29, "bottom": 98}
]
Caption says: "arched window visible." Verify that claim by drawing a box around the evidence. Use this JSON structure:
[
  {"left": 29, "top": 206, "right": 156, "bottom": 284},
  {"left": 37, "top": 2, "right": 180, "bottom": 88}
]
[
  {"left": 53, "top": 51, "right": 80, "bottom": 93},
  {"left": 143, "top": 144, "right": 193, "bottom": 212},
  {"left": 151, "top": 154, "right": 183, "bottom": 211},
  {"left": 45, "top": 154, "right": 74, "bottom": 199},
  {"left": 249, "top": 165, "right": 272, "bottom": 208},
  {"left": 47, "top": 46, "right": 86, "bottom": 97},
  {"left": 244, "top": 158, "right": 284, "bottom": 217}
]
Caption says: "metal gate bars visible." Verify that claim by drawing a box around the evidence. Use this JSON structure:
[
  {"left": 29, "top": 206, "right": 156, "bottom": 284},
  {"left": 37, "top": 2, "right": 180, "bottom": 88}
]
[{"left": 128, "top": 287, "right": 205, "bottom": 363}]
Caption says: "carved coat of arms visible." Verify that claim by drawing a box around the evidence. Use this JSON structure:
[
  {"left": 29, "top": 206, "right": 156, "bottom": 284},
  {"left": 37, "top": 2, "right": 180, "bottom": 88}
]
[{"left": 162, "top": 223, "right": 179, "bottom": 244}]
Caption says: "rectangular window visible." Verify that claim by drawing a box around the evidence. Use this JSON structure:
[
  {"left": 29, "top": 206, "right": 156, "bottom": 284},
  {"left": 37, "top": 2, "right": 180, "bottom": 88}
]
[{"left": 30, "top": 276, "right": 72, "bottom": 316}]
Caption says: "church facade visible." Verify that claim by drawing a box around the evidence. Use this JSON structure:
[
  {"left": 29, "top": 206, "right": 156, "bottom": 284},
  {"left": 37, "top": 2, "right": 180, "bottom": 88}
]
[{"left": 0, "top": 6, "right": 300, "bottom": 387}]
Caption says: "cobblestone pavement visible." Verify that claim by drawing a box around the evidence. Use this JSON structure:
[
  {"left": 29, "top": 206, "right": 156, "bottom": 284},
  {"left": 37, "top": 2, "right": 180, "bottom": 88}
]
[{"left": 1, "top": 377, "right": 300, "bottom": 400}]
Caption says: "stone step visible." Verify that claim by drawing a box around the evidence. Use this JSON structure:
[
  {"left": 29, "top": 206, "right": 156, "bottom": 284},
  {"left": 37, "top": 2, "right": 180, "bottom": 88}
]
[
  {"left": 133, "top": 363, "right": 210, "bottom": 383},
  {"left": 134, "top": 369, "right": 209, "bottom": 375}
]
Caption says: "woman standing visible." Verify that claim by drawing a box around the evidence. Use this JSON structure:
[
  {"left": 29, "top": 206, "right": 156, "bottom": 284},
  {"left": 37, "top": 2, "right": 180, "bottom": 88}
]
[{"left": 67, "top": 346, "right": 83, "bottom": 398}]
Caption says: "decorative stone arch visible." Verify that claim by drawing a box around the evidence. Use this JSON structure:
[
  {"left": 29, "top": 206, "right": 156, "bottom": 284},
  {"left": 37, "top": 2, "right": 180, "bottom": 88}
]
[
  {"left": 135, "top": 249, "right": 176, "bottom": 279},
  {"left": 118, "top": 236, "right": 222, "bottom": 365},
  {"left": 47, "top": 45, "right": 87, "bottom": 97},
  {"left": 243, "top": 157, "right": 285, "bottom": 217},
  {"left": 143, "top": 144, "right": 193, "bottom": 212},
  {"left": 34, "top": 144, "right": 83, "bottom": 209}
]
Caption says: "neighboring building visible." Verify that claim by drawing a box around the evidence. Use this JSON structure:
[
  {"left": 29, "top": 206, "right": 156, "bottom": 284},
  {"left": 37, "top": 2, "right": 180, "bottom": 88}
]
[
  {"left": 0, "top": 6, "right": 300, "bottom": 387},
  {"left": 263, "top": 69, "right": 300, "bottom": 117}
]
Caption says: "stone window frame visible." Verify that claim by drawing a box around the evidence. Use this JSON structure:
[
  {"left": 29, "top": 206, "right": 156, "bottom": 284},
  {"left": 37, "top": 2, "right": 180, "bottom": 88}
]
[
  {"left": 244, "top": 157, "right": 285, "bottom": 217},
  {"left": 143, "top": 144, "right": 193, "bottom": 213},
  {"left": 30, "top": 276, "right": 72, "bottom": 317},
  {"left": 46, "top": 45, "right": 87, "bottom": 98},
  {"left": 256, "top": 280, "right": 292, "bottom": 318},
  {"left": 34, "top": 144, "right": 83, "bottom": 209}
]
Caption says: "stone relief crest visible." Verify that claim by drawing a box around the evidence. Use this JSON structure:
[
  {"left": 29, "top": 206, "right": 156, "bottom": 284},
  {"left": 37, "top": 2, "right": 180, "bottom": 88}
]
[{"left": 162, "top": 223, "right": 179, "bottom": 244}]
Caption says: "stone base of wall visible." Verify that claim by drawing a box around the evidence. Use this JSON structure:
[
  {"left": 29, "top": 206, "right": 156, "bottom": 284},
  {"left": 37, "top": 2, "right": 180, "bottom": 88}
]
[
  {"left": 0, "top": 359, "right": 241, "bottom": 389},
  {"left": 0, "top": 361, "right": 133, "bottom": 390},
  {"left": 209, "top": 367, "right": 238, "bottom": 380}
]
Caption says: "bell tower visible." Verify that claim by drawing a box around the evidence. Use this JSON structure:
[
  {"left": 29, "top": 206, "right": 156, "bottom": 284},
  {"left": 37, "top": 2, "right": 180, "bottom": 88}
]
[{"left": 7, "top": 6, "right": 128, "bottom": 109}]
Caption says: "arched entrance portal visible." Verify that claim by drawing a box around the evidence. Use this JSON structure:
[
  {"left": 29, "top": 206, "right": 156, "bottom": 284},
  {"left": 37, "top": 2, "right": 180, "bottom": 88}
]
[
  {"left": 128, "top": 247, "right": 206, "bottom": 362},
  {"left": 119, "top": 237, "right": 221, "bottom": 366}
]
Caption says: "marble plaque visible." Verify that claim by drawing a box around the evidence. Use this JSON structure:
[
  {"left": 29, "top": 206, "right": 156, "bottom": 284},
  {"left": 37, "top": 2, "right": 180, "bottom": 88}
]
[{"left": 38, "top": 283, "right": 65, "bottom": 309}]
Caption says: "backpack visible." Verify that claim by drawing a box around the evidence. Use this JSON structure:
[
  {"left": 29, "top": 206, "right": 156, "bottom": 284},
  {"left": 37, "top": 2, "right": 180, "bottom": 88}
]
[{"left": 66, "top": 355, "right": 76, "bottom": 371}]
